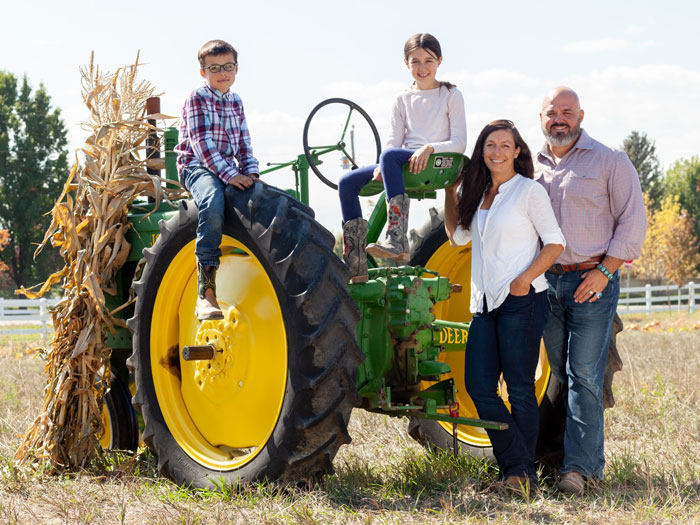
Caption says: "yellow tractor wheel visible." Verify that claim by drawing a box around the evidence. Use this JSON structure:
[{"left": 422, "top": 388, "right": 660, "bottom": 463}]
[{"left": 127, "top": 184, "right": 363, "bottom": 488}]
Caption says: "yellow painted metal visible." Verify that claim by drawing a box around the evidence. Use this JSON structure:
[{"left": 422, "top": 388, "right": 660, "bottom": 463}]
[
  {"left": 150, "top": 236, "right": 287, "bottom": 470},
  {"left": 98, "top": 403, "right": 112, "bottom": 449},
  {"left": 421, "top": 240, "right": 552, "bottom": 448}
]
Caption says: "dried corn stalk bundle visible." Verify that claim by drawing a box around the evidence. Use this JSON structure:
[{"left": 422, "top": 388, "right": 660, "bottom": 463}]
[{"left": 15, "top": 53, "right": 185, "bottom": 471}]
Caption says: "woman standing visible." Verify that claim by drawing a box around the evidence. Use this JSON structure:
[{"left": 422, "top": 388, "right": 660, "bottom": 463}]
[{"left": 444, "top": 120, "right": 564, "bottom": 492}]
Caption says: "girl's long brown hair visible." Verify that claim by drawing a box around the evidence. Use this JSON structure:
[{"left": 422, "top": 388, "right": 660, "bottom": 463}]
[{"left": 403, "top": 33, "right": 455, "bottom": 90}]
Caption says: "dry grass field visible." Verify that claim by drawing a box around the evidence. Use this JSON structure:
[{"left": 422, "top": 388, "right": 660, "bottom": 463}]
[{"left": 1, "top": 312, "right": 699, "bottom": 524}]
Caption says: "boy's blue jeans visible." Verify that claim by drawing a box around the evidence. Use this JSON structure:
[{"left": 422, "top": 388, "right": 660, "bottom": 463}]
[
  {"left": 464, "top": 288, "right": 549, "bottom": 480},
  {"left": 337, "top": 148, "right": 413, "bottom": 223},
  {"left": 543, "top": 270, "right": 620, "bottom": 480},
  {"left": 180, "top": 166, "right": 225, "bottom": 268}
]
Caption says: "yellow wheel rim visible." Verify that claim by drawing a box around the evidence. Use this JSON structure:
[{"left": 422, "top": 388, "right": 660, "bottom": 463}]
[
  {"left": 421, "top": 240, "right": 551, "bottom": 447},
  {"left": 98, "top": 403, "right": 112, "bottom": 449},
  {"left": 150, "top": 235, "right": 287, "bottom": 470}
]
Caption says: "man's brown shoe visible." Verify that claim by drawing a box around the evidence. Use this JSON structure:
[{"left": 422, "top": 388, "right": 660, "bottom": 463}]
[{"left": 557, "top": 471, "right": 585, "bottom": 496}]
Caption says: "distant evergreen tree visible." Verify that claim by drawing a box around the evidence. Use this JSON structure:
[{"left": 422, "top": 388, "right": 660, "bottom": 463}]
[
  {"left": 622, "top": 131, "right": 664, "bottom": 209},
  {"left": 0, "top": 72, "right": 68, "bottom": 292}
]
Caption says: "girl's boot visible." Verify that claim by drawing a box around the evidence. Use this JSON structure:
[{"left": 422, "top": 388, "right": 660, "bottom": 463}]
[
  {"left": 366, "top": 193, "right": 410, "bottom": 262},
  {"left": 342, "top": 218, "right": 369, "bottom": 283}
]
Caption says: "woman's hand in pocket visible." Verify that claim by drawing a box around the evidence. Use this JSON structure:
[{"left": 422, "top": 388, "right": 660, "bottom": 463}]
[{"left": 509, "top": 276, "right": 531, "bottom": 296}]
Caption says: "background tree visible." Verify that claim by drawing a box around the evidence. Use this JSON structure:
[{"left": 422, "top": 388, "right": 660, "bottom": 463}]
[
  {"left": 633, "top": 194, "right": 700, "bottom": 285},
  {"left": 622, "top": 130, "right": 664, "bottom": 209},
  {"left": 0, "top": 72, "right": 67, "bottom": 293},
  {"left": 664, "top": 156, "right": 700, "bottom": 243}
]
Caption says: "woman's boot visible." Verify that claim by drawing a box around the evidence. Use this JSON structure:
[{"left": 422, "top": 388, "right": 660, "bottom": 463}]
[
  {"left": 342, "top": 218, "right": 369, "bottom": 283},
  {"left": 366, "top": 193, "right": 410, "bottom": 262}
]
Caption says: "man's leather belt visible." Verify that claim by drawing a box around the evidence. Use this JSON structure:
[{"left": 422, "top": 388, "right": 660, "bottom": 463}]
[{"left": 548, "top": 256, "right": 604, "bottom": 275}]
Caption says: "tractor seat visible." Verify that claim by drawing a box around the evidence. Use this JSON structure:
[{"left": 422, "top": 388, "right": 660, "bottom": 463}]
[{"left": 358, "top": 153, "right": 468, "bottom": 198}]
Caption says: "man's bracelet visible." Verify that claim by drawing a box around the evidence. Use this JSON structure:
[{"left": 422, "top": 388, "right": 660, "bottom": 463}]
[{"left": 596, "top": 263, "right": 614, "bottom": 280}]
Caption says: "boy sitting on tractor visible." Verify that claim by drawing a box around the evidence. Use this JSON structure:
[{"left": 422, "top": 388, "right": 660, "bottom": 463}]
[{"left": 174, "top": 39, "right": 260, "bottom": 320}]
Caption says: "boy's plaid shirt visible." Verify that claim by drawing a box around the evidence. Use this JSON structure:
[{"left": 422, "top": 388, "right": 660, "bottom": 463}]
[{"left": 175, "top": 84, "right": 259, "bottom": 183}]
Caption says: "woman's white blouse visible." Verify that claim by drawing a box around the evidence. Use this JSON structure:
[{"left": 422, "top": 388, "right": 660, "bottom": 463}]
[{"left": 452, "top": 175, "right": 565, "bottom": 314}]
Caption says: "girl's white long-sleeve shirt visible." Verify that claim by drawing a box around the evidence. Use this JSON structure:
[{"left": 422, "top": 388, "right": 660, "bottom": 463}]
[
  {"left": 452, "top": 175, "right": 566, "bottom": 314},
  {"left": 386, "top": 85, "right": 467, "bottom": 154}
]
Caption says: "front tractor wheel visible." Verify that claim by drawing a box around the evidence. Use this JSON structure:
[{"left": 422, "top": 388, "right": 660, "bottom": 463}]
[{"left": 126, "top": 184, "right": 363, "bottom": 488}]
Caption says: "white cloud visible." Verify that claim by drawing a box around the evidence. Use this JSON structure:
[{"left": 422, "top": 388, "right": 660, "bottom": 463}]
[
  {"left": 467, "top": 69, "right": 539, "bottom": 90},
  {"left": 562, "top": 38, "right": 630, "bottom": 54},
  {"left": 564, "top": 64, "right": 700, "bottom": 165},
  {"left": 626, "top": 24, "right": 645, "bottom": 34}
]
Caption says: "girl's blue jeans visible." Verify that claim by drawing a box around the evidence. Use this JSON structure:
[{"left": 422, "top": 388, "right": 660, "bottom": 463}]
[
  {"left": 337, "top": 148, "right": 413, "bottom": 223},
  {"left": 465, "top": 288, "right": 549, "bottom": 480},
  {"left": 543, "top": 270, "right": 620, "bottom": 480},
  {"left": 180, "top": 165, "right": 225, "bottom": 268}
]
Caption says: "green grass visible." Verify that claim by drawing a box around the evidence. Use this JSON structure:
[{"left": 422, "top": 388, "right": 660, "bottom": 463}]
[{"left": 1, "top": 317, "right": 699, "bottom": 523}]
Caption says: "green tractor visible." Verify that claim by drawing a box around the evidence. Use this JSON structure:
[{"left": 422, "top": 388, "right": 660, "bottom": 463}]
[{"left": 100, "top": 97, "right": 620, "bottom": 488}]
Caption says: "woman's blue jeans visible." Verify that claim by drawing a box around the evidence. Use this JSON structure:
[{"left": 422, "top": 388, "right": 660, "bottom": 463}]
[
  {"left": 543, "top": 270, "right": 620, "bottom": 480},
  {"left": 337, "top": 148, "right": 413, "bottom": 223},
  {"left": 180, "top": 165, "right": 225, "bottom": 268},
  {"left": 465, "top": 288, "right": 549, "bottom": 480}
]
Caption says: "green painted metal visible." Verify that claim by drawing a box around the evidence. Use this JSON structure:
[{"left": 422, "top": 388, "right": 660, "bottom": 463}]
[
  {"left": 125, "top": 203, "right": 179, "bottom": 261},
  {"left": 349, "top": 266, "right": 474, "bottom": 425},
  {"left": 164, "top": 127, "right": 179, "bottom": 182},
  {"left": 261, "top": 153, "right": 310, "bottom": 206},
  {"left": 359, "top": 152, "right": 466, "bottom": 197},
  {"left": 365, "top": 193, "right": 386, "bottom": 247}
]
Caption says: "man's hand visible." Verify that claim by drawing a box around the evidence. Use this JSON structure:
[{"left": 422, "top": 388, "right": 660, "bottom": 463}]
[
  {"left": 227, "top": 174, "right": 255, "bottom": 190},
  {"left": 408, "top": 144, "right": 434, "bottom": 174},
  {"left": 574, "top": 269, "right": 609, "bottom": 303},
  {"left": 372, "top": 166, "right": 382, "bottom": 182}
]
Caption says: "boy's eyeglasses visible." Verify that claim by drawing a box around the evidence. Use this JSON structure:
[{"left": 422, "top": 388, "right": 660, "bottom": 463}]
[{"left": 203, "top": 62, "right": 237, "bottom": 73}]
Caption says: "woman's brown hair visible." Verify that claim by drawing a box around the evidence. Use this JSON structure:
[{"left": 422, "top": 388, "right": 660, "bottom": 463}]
[{"left": 457, "top": 120, "right": 534, "bottom": 228}]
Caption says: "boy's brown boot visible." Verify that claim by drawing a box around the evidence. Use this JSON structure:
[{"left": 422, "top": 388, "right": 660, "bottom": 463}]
[
  {"left": 366, "top": 193, "right": 410, "bottom": 262},
  {"left": 196, "top": 263, "right": 224, "bottom": 320},
  {"left": 342, "top": 218, "right": 369, "bottom": 283}
]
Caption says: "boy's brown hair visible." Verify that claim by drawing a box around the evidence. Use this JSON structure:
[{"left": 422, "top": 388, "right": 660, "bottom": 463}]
[{"left": 198, "top": 40, "right": 238, "bottom": 68}]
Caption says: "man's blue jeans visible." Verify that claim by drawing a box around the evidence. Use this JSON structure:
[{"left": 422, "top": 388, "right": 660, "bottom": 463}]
[
  {"left": 337, "top": 148, "right": 413, "bottom": 223},
  {"left": 543, "top": 270, "right": 620, "bottom": 480},
  {"left": 180, "top": 166, "right": 225, "bottom": 268},
  {"left": 465, "top": 288, "right": 549, "bottom": 480}
]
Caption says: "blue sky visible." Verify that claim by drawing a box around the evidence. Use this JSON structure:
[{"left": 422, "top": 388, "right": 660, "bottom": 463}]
[{"left": 2, "top": 0, "right": 699, "bottom": 230}]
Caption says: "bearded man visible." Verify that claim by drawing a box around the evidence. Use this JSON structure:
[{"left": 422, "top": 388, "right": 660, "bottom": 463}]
[{"left": 534, "top": 86, "right": 646, "bottom": 495}]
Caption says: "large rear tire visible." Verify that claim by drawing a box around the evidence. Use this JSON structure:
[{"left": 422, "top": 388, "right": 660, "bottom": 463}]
[
  {"left": 126, "top": 184, "right": 363, "bottom": 488},
  {"left": 405, "top": 208, "right": 622, "bottom": 467}
]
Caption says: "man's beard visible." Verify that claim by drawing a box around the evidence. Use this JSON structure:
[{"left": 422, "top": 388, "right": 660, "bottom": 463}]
[{"left": 543, "top": 121, "right": 581, "bottom": 147}]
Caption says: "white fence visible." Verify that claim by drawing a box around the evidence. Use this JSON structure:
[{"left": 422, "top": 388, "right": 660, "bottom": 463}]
[
  {"left": 0, "top": 284, "right": 696, "bottom": 341},
  {"left": 617, "top": 282, "right": 699, "bottom": 314},
  {"left": 0, "top": 297, "right": 61, "bottom": 340}
]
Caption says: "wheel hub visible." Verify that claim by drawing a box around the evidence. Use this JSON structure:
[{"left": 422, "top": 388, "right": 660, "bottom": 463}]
[{"left": 193, "top": 307, "right": 240, "bottom": 387}]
